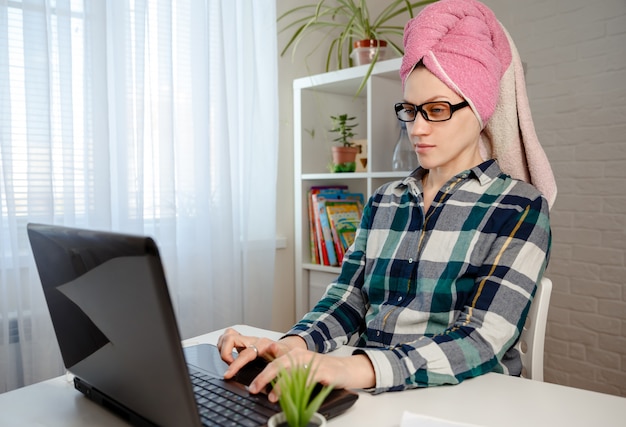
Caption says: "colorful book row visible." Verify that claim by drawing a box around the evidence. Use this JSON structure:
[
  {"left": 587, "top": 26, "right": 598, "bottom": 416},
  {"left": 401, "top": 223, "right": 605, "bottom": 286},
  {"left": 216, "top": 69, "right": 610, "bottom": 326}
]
[{"left": 308, "top": 185, "right": 364, "bottom": 266}]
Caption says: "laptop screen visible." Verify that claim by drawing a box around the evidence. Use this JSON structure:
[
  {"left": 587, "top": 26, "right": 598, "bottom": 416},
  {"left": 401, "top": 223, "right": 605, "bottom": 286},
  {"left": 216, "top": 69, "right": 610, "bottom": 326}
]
[{"left": 28, "top": 223, "right": 202, "bottom": 426}]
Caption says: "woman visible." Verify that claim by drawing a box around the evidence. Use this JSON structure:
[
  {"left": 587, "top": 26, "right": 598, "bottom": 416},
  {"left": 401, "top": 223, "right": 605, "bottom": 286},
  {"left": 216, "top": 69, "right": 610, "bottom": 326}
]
[{"left": 218, "top": 0, "right": 555, "bottom": 399}]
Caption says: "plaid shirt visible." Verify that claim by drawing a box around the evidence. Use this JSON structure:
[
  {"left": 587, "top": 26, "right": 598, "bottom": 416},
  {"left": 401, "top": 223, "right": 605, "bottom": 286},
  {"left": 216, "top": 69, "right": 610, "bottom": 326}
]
[{"left": 287, "top": 160, "right": 551, "bottom": 393}]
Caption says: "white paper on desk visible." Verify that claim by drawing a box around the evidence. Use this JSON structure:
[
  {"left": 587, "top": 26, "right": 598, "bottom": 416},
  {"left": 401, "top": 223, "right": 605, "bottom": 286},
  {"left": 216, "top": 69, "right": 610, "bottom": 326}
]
[{"left": 400, "top": 411, "right": 482, "bottom": 427}]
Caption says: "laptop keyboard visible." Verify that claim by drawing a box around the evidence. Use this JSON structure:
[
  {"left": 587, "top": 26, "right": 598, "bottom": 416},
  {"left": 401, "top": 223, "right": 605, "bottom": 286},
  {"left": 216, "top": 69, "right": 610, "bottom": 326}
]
[{"left": 189, "top": 367, "right": 280, "bottom": 427}]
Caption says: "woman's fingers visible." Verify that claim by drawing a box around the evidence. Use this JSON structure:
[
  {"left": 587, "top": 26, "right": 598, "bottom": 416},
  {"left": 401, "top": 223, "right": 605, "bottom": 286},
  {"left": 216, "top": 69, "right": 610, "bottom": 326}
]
[
  {"left": 223, "top": 346, "right": 260, "bottom": 379},
  {"left": 219, "top": 333, "right": 280, "bottom": 379},
  {"left": 217, "top": 331, "right": 341, "bottom": 394},
  {"left": 217, "top": 328, "right": 245, "bottom": 363},
  {"left": 248, "top": 348, "right": 329, "bottom": 399},
  {"left": 219, "top": 332, "right": 374, "bottom": 397}
]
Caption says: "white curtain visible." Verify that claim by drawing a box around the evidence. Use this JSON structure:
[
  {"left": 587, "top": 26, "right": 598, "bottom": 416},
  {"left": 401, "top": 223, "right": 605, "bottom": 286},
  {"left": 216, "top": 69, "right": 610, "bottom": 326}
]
[{"left": 0, "top": 0, "right": 278, "bottom": 393}]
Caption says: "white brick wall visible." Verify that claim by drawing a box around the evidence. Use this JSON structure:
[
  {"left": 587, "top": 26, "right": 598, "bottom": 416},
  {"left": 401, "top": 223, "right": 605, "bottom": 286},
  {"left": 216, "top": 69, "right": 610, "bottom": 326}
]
[
  {"left": 486, "top": 0, "right": 626, "bottom": 396},
  {"left": 275, "top": 0, "right": 626, "bottom": 397}
]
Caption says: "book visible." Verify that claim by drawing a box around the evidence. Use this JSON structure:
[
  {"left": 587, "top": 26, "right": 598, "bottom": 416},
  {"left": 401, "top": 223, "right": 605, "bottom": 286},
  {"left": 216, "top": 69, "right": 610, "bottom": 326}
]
[
  {"left": 312, "top": 189, "right": 359, "bottom": 266},
  {"left": 325, "top": 199, "right": 363, "bottom": 264},
  {"left": 327, "top": 192, "right": 364, "bottom": 209},
  {"left": 307, "top": 186, "right": 348, "bottom": 264},
  {"left": 312, "top": 193, "right": 339, "bottom": 266}
]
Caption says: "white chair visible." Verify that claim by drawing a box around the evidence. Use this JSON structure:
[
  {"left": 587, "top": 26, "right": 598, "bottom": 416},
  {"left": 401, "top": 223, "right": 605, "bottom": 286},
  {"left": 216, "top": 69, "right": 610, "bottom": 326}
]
[{"left": 516, "top": 276, "right": 552, "bottom": 381}]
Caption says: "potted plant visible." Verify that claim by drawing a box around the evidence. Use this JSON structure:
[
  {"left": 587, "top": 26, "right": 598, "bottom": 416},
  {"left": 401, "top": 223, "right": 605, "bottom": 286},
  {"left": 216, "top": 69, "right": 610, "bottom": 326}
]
[
  {"left": 329, "top": 114, "right": 359, "bottom": 173},
  {"left": 278, "top": 0, "right": 439, "bottom": 95},
  {"left": 268, "top": 359, "right": 334, "bottom": 427}
]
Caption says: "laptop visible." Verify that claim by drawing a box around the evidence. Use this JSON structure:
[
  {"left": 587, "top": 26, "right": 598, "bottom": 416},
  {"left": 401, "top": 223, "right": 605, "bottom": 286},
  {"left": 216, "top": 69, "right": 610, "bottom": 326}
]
[{"left": 27, "top": 223, "right": 358, "bottom": 427}]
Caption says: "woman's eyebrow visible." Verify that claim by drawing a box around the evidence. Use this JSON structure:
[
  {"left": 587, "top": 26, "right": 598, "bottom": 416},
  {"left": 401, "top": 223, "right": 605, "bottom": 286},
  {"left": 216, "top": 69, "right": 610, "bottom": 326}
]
[{"left": 401, "top": 96, "right": 452, "bottom": 104}]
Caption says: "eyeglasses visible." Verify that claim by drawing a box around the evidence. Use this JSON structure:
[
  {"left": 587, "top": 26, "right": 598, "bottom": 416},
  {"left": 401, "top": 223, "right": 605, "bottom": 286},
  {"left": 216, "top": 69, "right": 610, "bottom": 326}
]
[{"left": 394, "top": 100, "right": 470, "bottom": 122}]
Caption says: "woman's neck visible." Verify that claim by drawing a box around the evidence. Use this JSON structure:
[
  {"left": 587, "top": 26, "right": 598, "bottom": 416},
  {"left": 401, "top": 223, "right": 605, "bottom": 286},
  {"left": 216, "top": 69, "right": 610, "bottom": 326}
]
[{"left": 424, "top": 153, "right": 484, "bottom": 191}]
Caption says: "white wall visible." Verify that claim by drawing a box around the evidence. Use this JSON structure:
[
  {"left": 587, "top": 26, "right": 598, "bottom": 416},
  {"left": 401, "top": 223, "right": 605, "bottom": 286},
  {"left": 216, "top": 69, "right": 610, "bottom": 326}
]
[
  {"left": 273, "top": 0, "right": 626, "bottom": 397},
  {"left": 272, "top": 1, "right": 327, "bottom": 332}
]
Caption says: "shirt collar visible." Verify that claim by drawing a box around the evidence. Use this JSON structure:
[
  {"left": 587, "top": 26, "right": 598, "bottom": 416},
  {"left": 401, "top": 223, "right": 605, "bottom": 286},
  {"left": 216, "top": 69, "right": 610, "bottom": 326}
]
[
  {"left": 396, "top": 159, "right": 501, "bottom": 190},
  {"left": 473, "top": 159, "right": 502, "bottom": 186}
]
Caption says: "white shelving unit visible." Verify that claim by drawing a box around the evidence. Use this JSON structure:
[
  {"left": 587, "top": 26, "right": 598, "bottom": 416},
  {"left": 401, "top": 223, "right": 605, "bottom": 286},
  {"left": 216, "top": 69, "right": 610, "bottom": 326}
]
[{"left": 293, "top": 57, "right": 405, "bottom": 319}]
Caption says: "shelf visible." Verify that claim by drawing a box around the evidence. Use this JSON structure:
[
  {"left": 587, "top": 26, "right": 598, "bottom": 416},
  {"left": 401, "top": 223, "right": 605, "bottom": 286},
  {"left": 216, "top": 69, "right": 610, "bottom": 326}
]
[
  {"left": 294, "top": 58, "right": 404, "bottom": 318},
  {"left": 302, "top": 171, "right": 409, "bottom": 180},
  {"left": 301, "top": 172, "right": 367, "bottom": 180},
  {"left": 302, "top": 263, "right": 341, "bottom": 274},
  {"left": 293, "top": 58, "right": 402, "bottom": 93}
]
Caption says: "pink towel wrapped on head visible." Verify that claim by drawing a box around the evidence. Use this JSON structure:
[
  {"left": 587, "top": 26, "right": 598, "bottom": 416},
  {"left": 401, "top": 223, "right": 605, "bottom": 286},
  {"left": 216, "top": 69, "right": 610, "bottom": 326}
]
[{"left": 401, "top": 0, "right": 557, "bottom": 209}]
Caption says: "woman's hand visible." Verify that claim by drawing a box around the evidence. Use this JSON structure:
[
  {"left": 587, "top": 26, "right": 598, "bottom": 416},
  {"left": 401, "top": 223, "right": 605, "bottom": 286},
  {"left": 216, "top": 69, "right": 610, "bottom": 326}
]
[
  {"left": 216, "top": 328, "right": 375, "bottom": 402},
  {"left": 249, "top": 348, "right": 375, "bottom": 402},
  {"left": 216, "top": 328, "right": 302, "bottom": 379}
]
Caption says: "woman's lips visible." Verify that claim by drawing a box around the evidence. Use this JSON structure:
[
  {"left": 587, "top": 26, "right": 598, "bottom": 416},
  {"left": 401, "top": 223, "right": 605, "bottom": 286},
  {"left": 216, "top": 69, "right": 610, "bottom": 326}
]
[{"left": 416, "top": 144, "right": 434, "bottom": 154}]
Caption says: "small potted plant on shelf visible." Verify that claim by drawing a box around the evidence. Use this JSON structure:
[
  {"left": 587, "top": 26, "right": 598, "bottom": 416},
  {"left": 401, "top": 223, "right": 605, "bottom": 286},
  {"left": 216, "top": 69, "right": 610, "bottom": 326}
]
[
  {"left": 268, "top": 359, "right": 334, "bottom": 427},
  {"left": 278, "top": 0, "right": 439, "bottom": 95},
  {"left": 329, "top": 114, "right": 360, "bottom": 173}
]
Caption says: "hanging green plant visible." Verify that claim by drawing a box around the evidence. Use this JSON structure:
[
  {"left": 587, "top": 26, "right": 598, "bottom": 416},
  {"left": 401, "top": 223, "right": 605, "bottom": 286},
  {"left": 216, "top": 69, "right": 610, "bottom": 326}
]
[{"left": 278, "top": 0, "right": 439, "bottom": 95}]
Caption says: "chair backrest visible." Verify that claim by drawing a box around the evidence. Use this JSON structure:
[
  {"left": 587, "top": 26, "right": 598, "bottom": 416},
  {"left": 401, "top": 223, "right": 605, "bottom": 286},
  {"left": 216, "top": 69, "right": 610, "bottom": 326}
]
[{"left": 516, "top": 276, "right": 552, "bottom": 381}]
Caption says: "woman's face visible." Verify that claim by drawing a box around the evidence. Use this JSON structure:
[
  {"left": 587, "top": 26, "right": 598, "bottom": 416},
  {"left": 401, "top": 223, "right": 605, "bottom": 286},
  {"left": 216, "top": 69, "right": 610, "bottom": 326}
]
[{"left": 403, "top": 66, "right": 482, "bottom": 174}]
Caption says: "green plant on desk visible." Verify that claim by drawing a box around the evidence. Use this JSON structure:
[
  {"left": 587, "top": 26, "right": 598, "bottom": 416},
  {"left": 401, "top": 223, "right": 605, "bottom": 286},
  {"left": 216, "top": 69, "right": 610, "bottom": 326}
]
[{"left": 273, "top": 358, "right": 334, "bottom": 427}]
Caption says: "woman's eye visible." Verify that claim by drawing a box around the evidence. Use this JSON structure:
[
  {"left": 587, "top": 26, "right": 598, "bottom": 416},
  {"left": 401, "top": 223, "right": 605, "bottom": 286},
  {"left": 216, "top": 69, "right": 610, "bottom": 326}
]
[{"left": 426, "top": 104, "right": 449, "bottom": 117}]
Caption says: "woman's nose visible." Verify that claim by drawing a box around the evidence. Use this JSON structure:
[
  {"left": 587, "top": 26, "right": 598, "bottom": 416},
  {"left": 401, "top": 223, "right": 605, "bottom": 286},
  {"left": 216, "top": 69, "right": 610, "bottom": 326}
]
[{"left": 408, "top": 113, "right": 431, "bottom": 136}]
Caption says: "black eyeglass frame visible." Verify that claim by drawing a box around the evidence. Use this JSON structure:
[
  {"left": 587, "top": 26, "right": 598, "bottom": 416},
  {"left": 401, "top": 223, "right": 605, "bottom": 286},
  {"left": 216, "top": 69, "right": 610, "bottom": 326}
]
[{"left": 394, "top": 100, "right": 470, "bottom": 122}]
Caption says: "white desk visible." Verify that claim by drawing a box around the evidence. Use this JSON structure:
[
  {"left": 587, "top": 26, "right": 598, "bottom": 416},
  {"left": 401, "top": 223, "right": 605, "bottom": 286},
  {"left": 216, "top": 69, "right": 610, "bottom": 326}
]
[{"left": 1, "top": 325, "right": 625, "bottom": 426}]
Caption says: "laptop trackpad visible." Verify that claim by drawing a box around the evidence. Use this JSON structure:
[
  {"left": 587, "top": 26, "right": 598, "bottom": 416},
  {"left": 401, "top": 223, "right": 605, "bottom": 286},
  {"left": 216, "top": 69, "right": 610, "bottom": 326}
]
[{"left": 183, "top": 343, "right": 229, "bottom": 378}]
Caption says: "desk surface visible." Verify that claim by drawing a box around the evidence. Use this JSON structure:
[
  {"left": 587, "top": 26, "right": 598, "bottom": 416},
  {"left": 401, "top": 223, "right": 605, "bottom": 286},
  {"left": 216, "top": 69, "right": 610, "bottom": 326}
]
[{"left": 1, "top": 325, "right": 625, "bottom": 427}]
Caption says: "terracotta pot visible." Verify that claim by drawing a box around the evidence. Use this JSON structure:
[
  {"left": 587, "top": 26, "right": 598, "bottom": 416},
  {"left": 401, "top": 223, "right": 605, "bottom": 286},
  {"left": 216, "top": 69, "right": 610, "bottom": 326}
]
[
  {"left": 353, "top": 39, "right": 387, "bottom": 49},
  {"left": 331, "top": 146, "right": 360, "bottom": 173},
  {"left": 351, "top": 39, "right": 388, "bottom": 66}
]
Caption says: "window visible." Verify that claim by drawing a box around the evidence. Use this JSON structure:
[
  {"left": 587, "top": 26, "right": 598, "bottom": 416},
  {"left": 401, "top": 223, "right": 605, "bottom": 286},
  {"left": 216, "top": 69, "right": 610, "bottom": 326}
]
[{"left": 1, "top": 0, "right": 278, "bottom": 393}]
